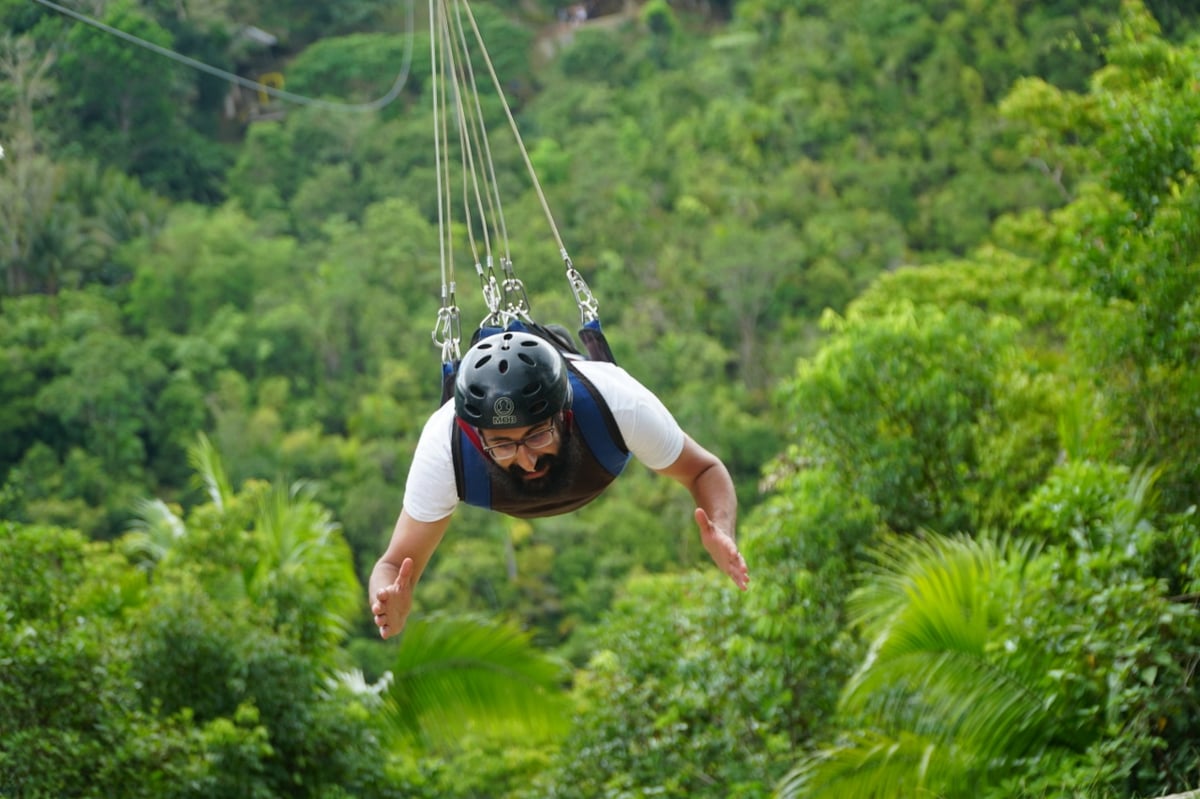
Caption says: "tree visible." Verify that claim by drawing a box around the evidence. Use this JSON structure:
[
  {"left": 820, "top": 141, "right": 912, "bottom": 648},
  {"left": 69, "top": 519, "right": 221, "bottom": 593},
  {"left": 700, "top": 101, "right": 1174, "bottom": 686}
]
[
  {"left": 53, "top": 1, "right": 226, "bottom": 201},
  {"left": 132, "top": 435, "right": 570, "bottom": 794},
  {"left": 1000, "top": 2, "right": 1200, "bottom": 511},
  {"left": 779, "top": 301, "right": 1034, "bottom": 535},
  {"left": 0, "top": 34, "right": 77, "bottom": 296}
]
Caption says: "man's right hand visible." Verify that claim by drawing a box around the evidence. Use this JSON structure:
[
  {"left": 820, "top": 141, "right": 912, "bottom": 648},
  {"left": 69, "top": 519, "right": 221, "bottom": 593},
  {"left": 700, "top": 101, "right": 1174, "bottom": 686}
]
[{"left": 372, "top": 557, "right": 415, "bottom": 640}]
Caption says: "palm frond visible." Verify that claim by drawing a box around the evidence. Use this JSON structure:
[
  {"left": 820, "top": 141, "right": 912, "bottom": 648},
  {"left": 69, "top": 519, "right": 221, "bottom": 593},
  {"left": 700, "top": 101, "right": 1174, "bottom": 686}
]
[
  {"left": 798, "top": 532, "right": 1063, "bottom": 796},
  {"left": 849, "top": 533, "right": 1005, "bottom": 648},
  {"left": 187, "top": 432, "right": 233, "bottom": 512},
  {"left": 777, "top": 729, "right": 965, "bottom": 799},
  {"left": 1110, "top": 464, "right": 1161, "bottom": 543},
  {"left": 249, "top": 479, "right": 360, "bottom": 643},
  {"left": 122, "top": 497, "right": 186, "bottom": 569},
  {"left": 843, "top": 648, "right": 1063, "bottom": 760},
  {"left": 381, "top": 614, "right": 571, "bottom": 749}
]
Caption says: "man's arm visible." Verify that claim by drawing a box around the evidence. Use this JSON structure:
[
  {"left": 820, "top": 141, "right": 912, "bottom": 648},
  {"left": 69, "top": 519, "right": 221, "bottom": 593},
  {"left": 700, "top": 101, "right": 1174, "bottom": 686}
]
[
  {"left": 655, "top": 435, "right": 749, "bottom": 591},
  {"left": 369, "top": 509, "right": 453, "bottom": 639}
]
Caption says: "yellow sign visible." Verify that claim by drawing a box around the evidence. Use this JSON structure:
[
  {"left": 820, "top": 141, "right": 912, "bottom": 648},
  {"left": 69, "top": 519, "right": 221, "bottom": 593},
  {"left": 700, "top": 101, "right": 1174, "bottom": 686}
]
[{"left": 257, "top": 72, "right": 284, "bottom": 105}]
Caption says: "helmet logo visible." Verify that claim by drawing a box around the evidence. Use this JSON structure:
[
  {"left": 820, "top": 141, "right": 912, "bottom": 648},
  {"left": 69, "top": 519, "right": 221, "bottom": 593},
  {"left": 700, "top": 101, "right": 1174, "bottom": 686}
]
[{"left": 491, "top": 396, "right": 517, "bottom": 426}]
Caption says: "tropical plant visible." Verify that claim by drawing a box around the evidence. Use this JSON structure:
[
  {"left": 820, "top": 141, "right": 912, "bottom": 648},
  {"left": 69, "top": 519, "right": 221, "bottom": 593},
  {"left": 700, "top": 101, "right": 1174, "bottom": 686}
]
[
  {"left": 378, "top": 614, "right": 570, "bottom": 748},
  {"left": 777, "top": 533, "right": 1070, "bottom": 799}
]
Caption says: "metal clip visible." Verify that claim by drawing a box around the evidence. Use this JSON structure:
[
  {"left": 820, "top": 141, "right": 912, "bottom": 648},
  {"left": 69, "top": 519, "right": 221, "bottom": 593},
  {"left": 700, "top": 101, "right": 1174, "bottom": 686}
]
[
  {"left": 432, "top": 284, "right": 462, "bottom": 363},
  {"left": 565, "top": 254, "right": 600, "bottom": 324}
]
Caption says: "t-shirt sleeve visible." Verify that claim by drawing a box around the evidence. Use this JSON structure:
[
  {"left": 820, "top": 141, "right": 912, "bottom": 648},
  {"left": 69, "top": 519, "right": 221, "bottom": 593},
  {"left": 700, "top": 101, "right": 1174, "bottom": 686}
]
[
  {"left": 578, "top": 361, "right": 686, "bottom": 471},
  {"left": 401, "top": 402, "right": 460, "bottom": 522}
]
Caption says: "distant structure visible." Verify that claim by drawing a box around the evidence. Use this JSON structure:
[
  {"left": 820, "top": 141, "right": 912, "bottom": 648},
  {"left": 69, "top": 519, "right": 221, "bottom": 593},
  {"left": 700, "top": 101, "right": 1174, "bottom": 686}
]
[
  {"left": 223, "top": 25, "right": 286, "bottom": 123},
  {"left": 559, "top": 3, "right": 588, "bottom": 24}
]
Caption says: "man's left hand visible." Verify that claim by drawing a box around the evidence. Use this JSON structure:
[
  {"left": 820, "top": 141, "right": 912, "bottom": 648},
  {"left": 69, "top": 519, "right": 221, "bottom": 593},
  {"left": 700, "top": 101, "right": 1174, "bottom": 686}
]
[{"left": 695, "top": 508, "right": 749, "bottom": 591}]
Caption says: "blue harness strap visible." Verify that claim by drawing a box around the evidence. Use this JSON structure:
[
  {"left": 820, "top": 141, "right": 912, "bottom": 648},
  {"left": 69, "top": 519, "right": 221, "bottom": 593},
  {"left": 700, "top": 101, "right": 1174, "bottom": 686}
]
[
  {"left": 455, "top": 421, "right": 493, "bottom": 508},
  {"left": 578, "top": 318, "right": 616, "bottom": 363},
  {"left": 565, "top": 367, "right": 631, "bottom": 476}
]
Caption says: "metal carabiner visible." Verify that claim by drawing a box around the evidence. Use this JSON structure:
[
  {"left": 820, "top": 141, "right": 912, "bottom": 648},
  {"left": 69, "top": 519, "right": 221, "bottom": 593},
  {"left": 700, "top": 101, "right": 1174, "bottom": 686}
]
[
  {"left": 432, "top": 283, "right": 462, "bottom": 363},
  {"left": 564, "top": 252, "right": 600, "bottom": 324}
]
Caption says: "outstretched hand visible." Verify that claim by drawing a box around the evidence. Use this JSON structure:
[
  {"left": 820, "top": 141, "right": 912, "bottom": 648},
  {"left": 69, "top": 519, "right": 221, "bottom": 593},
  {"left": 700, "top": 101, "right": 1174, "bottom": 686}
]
[
  {"left": 695, "top": 508, "right": 749, "bottom": 591},
  {"left": 372, "top": 557, "right": 415, "bottom": 640}
]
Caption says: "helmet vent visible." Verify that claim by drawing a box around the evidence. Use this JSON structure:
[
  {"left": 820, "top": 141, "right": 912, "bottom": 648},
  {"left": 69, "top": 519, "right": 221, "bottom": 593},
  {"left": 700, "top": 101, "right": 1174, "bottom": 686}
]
[
  {"left": 522, "top": 381, "right": 542, "bottom": 397},
  {"left": 475, "top": 354, "right": 493, "bottom": 368},
  {"left": 518, "top": 353, "right": 535, "bottom": 366}
]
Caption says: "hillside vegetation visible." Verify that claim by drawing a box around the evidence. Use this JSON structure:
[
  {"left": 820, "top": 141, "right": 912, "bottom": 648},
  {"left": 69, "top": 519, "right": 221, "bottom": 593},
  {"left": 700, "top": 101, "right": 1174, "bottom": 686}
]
[{"left": 1, "top": 0, "right": 1199, "bottom": 796}]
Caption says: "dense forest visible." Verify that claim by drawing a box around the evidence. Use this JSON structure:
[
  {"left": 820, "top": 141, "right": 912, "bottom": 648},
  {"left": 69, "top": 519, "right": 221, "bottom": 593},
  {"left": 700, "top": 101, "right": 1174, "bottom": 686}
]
[{"left": 3, "top": 0, "right": 1200, "bottom": 796}]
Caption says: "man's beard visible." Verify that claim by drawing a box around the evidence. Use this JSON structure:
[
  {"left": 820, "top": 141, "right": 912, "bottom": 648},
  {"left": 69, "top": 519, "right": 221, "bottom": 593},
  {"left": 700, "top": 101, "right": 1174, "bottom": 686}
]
[{"left": 488, "top": 427, "right": 582, "bottom": 499}]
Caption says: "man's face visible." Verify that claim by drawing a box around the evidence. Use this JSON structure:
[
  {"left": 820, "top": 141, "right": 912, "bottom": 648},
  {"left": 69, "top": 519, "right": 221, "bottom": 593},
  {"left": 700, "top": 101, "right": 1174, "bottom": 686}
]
[{"left": 479, "top": 416, "right": 578, "bottom": 497}]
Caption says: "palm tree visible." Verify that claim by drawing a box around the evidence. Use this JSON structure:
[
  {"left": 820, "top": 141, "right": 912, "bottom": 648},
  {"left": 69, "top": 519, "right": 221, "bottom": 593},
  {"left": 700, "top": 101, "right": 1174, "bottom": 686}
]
[
  {"left": 777, "top": 533, "right": 1074, "bottom": 799},
  {"left": 248, "top": 477, "right": 361, "bottom": 658}
]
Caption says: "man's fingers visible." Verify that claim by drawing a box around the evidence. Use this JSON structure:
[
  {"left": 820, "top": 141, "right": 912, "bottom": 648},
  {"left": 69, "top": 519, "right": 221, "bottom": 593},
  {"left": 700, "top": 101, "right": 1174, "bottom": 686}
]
[
  {"left": 373, "top": 558, "right": 418, "bottom": 640},
  {"left": 693, "top": 510, "right": 750, "bottom": 591},
  {"left": 394, "top": 557, "right": 415, "bottom": 590}
]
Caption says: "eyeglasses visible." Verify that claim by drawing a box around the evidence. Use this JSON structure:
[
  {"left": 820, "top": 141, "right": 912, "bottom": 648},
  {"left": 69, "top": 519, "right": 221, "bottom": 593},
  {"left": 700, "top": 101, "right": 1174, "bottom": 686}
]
[{"left": 482, "top": 421, "right": 558, "bottom": 462}]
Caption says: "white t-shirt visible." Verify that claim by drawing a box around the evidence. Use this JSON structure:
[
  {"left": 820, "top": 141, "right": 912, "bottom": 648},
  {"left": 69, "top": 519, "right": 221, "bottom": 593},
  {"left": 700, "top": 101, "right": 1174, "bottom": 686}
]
[{"left": 403, "top": 360, "right": 686, "bottom": 522}]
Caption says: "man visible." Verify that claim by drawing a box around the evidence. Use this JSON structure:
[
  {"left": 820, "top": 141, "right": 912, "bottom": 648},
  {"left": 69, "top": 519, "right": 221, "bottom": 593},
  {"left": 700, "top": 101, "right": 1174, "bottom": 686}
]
[{"left": 370, "top": 330, "right": 749, "bottom": 640}]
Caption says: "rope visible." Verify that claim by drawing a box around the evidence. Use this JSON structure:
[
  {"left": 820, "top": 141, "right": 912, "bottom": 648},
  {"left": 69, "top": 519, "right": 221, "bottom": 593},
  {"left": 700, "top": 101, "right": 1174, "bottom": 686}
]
[
  {"left": 456, "top": 0, "right": 567, "bottom": 260},
  {"left": 430, "top": 0, "right": 461, "bottom": 363},
  {"left": 429, "top": 0, "right": 599, "bottom": 335},
  {"left": 454, "top": 0, "right": 599, "bottom": 323},
  {"left": 30, "top": 0, "right": 416, "bottom": 113}
]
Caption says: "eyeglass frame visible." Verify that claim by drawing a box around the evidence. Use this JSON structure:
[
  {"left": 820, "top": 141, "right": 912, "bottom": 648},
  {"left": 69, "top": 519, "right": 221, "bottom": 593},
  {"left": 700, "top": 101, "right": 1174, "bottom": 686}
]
[{"left": 480, "top": 417, "right": 560, "bottom": 462}]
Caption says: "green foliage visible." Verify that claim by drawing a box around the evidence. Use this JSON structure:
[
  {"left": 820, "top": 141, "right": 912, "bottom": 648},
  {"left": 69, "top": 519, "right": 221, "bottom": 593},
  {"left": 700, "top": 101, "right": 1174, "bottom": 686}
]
[
  {"left": 129, "top": 578, "right": 390, "bottom": 797},
  {"left": 556, "top": 26, "right": 628, "bottom": 83},
  {"left": 285, "top": 32, "right": 424, "bottom": 105},
  {"left": 998, "top": 3, "right": 1200, "bottom": 510},
  {"left": 8, "top": 2, "right": 1200, "bottom": 796},
  {"left": 780, "top": 301, "right": 1028, "bottom": 534},
  {"left": 124, "top": 204, "right": 299, "bottom": 335},
  {"left": 50, "top": 2, "right": 228, "bottom": 201},
  {"left": 997, "top": 465, "right": 1200, "bottom": 797},
  {"left": 238, "top": 0, "right": 394, "bottom": 45},
  {"left": 381, "top": 614, "right": 570, "bottom": 747},
  {"left": 740, "top": 464, "right": 874, "bottom": 742},
  {"left": 385, "top": 734, "right": 554, "bottom": 799},
  {"left": 779, "top": 459, "right": 1200, "bottom": 799},
  {"left": 533, "top": 573, "right": 789, "bottom": 798},
  {"left": 0, "top": 523, "right": 191, "bottom": 798},
  {"left": 4, "top": 464, "right": 562, "bottom": 796}
]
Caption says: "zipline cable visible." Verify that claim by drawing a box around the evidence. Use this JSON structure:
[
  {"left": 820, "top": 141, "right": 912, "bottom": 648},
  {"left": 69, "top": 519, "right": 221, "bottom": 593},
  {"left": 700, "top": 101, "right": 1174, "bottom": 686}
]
[
  {"left": 29, "top": 0, "right": 416, "bottom": 113},
  {"left": 33, "top": 0, "right": 601, "bottom": 340}
]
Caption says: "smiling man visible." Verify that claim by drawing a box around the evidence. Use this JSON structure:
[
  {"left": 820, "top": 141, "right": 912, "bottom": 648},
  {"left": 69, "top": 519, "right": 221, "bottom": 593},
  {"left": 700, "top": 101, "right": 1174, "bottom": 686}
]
[{"left": 369, "top": 330, "right": 749, "bottom": 640}]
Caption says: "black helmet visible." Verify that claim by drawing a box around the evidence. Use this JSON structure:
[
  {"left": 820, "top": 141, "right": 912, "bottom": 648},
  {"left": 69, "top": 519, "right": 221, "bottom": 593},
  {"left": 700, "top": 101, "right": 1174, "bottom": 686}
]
[{"left": 454, "top": 331, "right": 572, "bottom": 428}]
